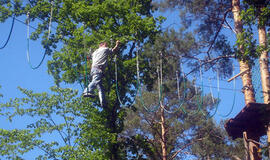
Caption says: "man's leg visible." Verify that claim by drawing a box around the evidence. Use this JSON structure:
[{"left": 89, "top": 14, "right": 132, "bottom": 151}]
[
  {"left": 97, "top": 82, "right": 106, "bottom": 107},
  {"left": 83, "top": 73, "right": 102, "bottom": 95}
]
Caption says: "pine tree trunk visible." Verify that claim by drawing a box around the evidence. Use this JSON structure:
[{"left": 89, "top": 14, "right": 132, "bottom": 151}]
[
  {"left": 232, "top": 0, "right": 259, "bottom": 159},
  {"left": 160, "top": 105, "right": 167, "bottom": 160},
  {"left": 257, "top": 6, "right": 270, "bottom": 158},
  {"left": 232, "top": 0, "right": 256, "bottom": 105}
]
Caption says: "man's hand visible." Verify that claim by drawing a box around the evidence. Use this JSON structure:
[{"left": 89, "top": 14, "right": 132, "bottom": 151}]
[
  {"left": 116, "top": 40, "right": 120, "bottom": 46},
  {"left": 112, "top": 40, "right": 121, "bottom": 52}
]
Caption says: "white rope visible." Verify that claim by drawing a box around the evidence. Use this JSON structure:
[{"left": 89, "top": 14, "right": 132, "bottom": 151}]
[
  {"left": 176, "top": 70, "right": 181, "bottom": 100},
  {"left": 136, "top": 45, "right": 140, "bottom": 83},
  {"left": 160, "top": 51, "right": 163, "bottom": 104},
  {"left": 47, "top": 1, "right": 54, "bottom": 39},
  {"left": 26, "top": 12, "right": 30, "bottom": 63},
  {"left": 209, "top": 78, "right": 215, "bottom": 104}
]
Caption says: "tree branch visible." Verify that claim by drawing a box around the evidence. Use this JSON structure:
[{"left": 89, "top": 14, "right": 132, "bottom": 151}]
[
  {"left": 184, "top": 54, "right": 235, "bottom": 77},
  {"left": 48, "top": 115, "right": 68, "bottom": 145},
  {"left": 224, "top": 18, "right": 237, "bottom": 34},
  {"left": 169, "top": 138, "right": 205, "bottom": 160},
  {"left": 205, "top": 8, "right": 232, "bottom": 59}
]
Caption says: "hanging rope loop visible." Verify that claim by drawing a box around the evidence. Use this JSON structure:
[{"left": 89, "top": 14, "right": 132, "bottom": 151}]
[
  {"left": 0, "top": 14, "right": 15, "bottom": 50},
  {"left": 26, "top": 11, "right": 47, "bottom": 70},
  {"left": 219, "top": 64, "right": 236, "bottom": 117},
  {"left": 114, "top": 44, "right": 140, "bottom": 108}
]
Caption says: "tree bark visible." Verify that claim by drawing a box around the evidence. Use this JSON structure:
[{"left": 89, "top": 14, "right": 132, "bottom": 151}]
[
  {"left": 232, "top": 0, "right": 259, "bottom": 159},
  {"left": 258, "top": 25, "right": 270, "bottom": 103},
  {"left": 257, "top": 5, "right": 270, "bottom": 159},
  {"left": 243, "top": 132, "right": 250, "bottom": 160},
  {"left": 160, "top": 105, "right": 167, "bottom": 160},
  {"left": 232, "top": 0, "right": 256, "bottom": 105}
]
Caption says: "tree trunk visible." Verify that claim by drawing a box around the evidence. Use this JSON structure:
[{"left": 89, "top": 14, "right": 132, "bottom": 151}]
[
  {"left": 232, "top": 0, "right": 256, "bottom": 105},
  {"left": 258, "top": 19, "right": 270, "bottom": 104},
  {"left": 106, "top": 105, "right": 119, "bottom": 160},
  {"left": 232, "top": 0, "right": 259, "bottom": 159},
  {"left": 258, "top": 6, "right": 270, "bottom": 158},
  {"left": 160, "top": 105, "right": 167, "bottom": 160},
  {"left": 267, "top": 126, "right": 270, "bottom": 159}
]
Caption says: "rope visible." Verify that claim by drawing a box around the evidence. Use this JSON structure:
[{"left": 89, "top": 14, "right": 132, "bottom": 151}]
[
  {"left": 158, "top": 52, "right": 173, "bottom": 113},
  {"left": 77, "top": 70, "right": 85, "bottom": 90},
  {"left": 137, "top": 50, "right": 159, "bottom": 112},
  {"left": 209, "top": 78, "right": 215, "bottom": 104},
  {"left": 47, "top": 1, "right": 54, "bottom": 39},
  {"left": 207, "top": 68, "right": 220, "bottom": 118},
  {"left": 0, "top": 15, "right": 15, "bottom": 50},
  {"left": 114, "top": 49, "right": 140, "bottom": 108},
  {"left": 82, "top": 25, "right": 89, "bottom": 90},
  {"left": 84, "top": 54, "right": 89, "bottom": 89},
  {"left": 183, "top": 65, "right": 206, "bottom": 116},
  {"left": 26, "top": 12, "right": 47, "bottom": 69},
  {"left": 25, "top": 0, "right": 54, "bottom": 69},
  {"left": 219, "top": 65, "right": 236, "bottom": 117},
  {"left": 197, "top": 65, "right": 206, "bottom": 116},
  {"left": 159, "top": 54, "right": 187, "bottom": 114},
  {"left": 177, "top": 70, "right": 187, "bottom": 114}
]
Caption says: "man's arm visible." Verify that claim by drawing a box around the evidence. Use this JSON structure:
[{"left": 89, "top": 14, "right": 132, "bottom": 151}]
[{"left": 112, "top": 40, "right": 120, "bottom": 53}]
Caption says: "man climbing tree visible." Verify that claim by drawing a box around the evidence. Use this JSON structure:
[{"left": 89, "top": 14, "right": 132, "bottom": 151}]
[{"left": 83, "top": 40, "right": 120, "bottom": 108}]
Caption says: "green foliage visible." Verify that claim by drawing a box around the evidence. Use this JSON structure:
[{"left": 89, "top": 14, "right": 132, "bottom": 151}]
[
  {"left": 1, "top": 1, "right": 163, "bottom": 158},
  {"left": 0, "top": 86, "right": 96, "bottom": 159},
  {"left": 0, "top": 0, "right": 253, "bottom": 159},
  {"left": 237, "top": 0, "right": 270, "bottom": 63},
  {"left": 234, "top": 27, "right": 259, "bottom": 62},
  {"left": 122, "top": 30, "right": 245, "bottom": 160},
  {"left": 157, "top": 0, "right": 235, "bottom": 79},
  {"left": 0, "top": 0, "right": 163, "bottom": 85}
]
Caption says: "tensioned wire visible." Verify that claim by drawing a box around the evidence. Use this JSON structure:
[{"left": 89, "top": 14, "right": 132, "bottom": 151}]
[
  {"left": 11, "top": 1, "right": 237, "bottom": 117},
  {"left": 115, "top": 48, "right": 239, "bottom": 116},
  {"left": 115, "top": 49, "right": 240, "bottom": 117},
  {"left": 171, "top": 64, "right": 206, "bottom": 116},
  {"left": 157, "top": 54, "right": 205, "bottom": 116},
  {"left": 154, "top": 55, "right": 221, "bottom": 116}
]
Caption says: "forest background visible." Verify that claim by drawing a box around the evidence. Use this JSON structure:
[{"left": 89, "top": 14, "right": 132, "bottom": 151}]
[{"left": 0, "top": 0, "right": 269, "bottom": 159}]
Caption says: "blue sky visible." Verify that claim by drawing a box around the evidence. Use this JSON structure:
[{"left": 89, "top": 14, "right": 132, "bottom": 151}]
[{"left": 0, "top": 6, "right": 256, "bottom": 159}]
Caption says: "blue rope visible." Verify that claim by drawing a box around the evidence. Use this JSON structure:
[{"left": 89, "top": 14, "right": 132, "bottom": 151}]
[
  {"left": 219, "top": 65, "right": 236, "bottom": 117},
  {"left": 0, "top": 15, "right": 15, "bottom": 50},
  {"left": 26, "top": 12, "right": 46, "bottom": 70}
]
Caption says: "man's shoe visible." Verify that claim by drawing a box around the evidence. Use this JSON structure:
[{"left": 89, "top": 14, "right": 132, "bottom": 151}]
[{"left": 83, "top": 92, "right": 95, "bottom": 98}]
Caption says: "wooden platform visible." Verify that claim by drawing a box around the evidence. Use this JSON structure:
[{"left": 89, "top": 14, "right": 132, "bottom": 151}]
[{"left": 224, "top": 103, "right": 270, "bottom": 139}]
